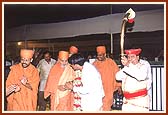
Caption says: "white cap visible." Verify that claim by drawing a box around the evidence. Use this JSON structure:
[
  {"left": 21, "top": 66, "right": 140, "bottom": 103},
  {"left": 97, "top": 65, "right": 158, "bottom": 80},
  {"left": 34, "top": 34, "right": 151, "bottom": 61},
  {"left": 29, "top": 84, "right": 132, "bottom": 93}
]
[{"left": 125, "top": 8, "right": 136, "bottom": 19}]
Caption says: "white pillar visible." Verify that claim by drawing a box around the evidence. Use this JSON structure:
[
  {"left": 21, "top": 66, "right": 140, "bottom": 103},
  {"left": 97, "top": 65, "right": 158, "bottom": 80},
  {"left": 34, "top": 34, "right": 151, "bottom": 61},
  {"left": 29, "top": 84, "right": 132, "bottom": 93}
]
[{"left": 110, "top": 33, "right": 113, "bottom": 54}]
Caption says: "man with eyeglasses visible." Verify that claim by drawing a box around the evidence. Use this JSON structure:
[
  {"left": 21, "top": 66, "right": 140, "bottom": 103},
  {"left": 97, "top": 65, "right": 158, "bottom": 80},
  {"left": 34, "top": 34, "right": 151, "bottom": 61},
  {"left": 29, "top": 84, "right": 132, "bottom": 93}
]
[
  {"left": 93, "top": 46, "right": 121, "bottom": 111},
  {"left": 6, "top": 49, "right": 40, "bottom": 111},
  {"left": 44, "top": 51, "right": 75, "bottom": 111}
]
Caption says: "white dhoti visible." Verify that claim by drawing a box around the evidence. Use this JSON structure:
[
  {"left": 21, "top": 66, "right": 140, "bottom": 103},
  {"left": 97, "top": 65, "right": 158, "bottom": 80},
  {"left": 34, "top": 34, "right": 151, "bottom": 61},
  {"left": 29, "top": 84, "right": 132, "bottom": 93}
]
[{"left": 122, "top": 95, "right": 149, "bottom": 112}]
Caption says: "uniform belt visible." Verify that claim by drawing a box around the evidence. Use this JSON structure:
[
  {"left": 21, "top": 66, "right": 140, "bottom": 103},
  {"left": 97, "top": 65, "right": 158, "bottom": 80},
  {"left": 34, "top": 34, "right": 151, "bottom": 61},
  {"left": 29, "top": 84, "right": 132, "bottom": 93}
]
[{"left": 124, "top": 88, "right": 147, "bottom": 99}]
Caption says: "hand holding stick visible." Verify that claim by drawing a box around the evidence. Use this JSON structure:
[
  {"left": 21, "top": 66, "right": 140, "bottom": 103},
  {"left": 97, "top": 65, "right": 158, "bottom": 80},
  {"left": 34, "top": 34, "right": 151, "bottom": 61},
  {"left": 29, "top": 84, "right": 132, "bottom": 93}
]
[
  {"left": 120, "top": 8, "right": 135, "bottom": 64},
  {"left": 121, "top": 56, "right": 129, "bottom": 67}
]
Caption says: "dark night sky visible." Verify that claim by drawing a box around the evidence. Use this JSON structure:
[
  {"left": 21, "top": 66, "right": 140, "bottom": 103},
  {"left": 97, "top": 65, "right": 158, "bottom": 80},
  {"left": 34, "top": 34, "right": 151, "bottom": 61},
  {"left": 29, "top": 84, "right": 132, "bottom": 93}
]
[
  {"left": 4, "top": 4, "right": 164, "bottom": 29},
  {"left": 4, "top": 3, "right": 164, "bottom": 61}
]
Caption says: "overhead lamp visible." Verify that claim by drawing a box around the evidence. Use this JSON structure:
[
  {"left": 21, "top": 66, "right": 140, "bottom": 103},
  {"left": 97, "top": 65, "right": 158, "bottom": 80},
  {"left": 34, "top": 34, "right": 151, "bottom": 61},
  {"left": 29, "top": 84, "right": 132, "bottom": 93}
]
[{"left": 17, "top": 42, "right": 22, "bottom": 46}]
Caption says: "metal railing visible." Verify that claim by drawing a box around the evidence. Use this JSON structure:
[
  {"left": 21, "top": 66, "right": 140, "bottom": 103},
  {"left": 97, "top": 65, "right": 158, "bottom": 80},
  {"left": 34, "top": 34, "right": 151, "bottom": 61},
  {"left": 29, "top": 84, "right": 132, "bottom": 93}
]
[{"left": 150, "top": 65, "right": 165, "bottom": 111}]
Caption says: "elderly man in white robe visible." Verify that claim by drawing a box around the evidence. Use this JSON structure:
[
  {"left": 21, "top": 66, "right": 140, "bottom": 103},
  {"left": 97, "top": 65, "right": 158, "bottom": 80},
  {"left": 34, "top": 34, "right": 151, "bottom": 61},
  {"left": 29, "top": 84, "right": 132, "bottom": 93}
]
[
  {"left": 116, "top": 48, "right": 150, "bottom": 112},
  {"left": 65, "top": 53, "right": 105, "bottom": 111}
]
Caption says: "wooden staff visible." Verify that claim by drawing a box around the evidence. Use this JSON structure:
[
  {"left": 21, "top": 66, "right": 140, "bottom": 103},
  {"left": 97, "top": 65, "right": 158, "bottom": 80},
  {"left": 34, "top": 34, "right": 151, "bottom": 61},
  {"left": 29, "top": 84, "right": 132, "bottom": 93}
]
[
  {"left": 120, "top": 8, "right": 136, "bottom": 57},
  {"left": 120, "top": 18, "right": 128, "bottom": 57}
]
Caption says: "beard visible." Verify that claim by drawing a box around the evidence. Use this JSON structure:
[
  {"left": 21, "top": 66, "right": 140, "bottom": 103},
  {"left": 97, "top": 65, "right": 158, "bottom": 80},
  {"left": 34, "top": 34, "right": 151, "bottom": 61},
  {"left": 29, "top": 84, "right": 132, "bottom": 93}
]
[
  {"left": 22, "top": 63, "right": 30, "bottom": 68},
  {"left": 97, "top": 57, "right": 106, "bottom": 61}
]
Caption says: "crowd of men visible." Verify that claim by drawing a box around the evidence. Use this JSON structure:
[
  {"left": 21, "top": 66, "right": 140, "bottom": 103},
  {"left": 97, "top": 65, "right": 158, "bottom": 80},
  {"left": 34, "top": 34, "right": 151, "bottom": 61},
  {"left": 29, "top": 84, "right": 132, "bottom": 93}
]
[{"left": 5, "top": 45, "right": 152, "bottom": 112}]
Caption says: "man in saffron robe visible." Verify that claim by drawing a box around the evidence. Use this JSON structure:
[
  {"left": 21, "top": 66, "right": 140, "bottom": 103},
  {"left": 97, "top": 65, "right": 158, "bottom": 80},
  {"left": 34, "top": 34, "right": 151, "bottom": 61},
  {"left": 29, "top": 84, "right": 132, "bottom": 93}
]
[
  {"left": 93, "top": 46, "right": 121, "bottom": 111},
  {"left": 44, "top": 51, "right": 75, "bottom": 111},
  {"left": 6, "top": 49, "right": 40, "bottom": 111}
]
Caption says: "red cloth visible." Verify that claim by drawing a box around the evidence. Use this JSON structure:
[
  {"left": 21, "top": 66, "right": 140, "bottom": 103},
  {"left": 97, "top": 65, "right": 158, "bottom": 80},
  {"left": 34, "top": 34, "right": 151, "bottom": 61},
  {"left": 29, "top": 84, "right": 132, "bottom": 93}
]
[
  {"left": 128, "top": 18, "right": 134, "bottom": 23},
  {"left": 124, "top": 89, "right": 147, "bottom": 99},
  {"left": 125, "top": 48, "right": 142, "bottom": 55}
]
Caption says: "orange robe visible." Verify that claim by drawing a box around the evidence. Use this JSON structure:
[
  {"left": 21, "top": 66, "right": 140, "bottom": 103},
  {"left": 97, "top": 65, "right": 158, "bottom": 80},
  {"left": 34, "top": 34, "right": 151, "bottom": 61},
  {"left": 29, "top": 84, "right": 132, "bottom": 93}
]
[
  {"left": 44, "top": 62, "right": 75, "bottom": 111},
  {"left": 6, "top": 63, "right": 40, "bottom": 111},
  {"left": 93, "top": 58, "right": 121, "bottom": 111}
]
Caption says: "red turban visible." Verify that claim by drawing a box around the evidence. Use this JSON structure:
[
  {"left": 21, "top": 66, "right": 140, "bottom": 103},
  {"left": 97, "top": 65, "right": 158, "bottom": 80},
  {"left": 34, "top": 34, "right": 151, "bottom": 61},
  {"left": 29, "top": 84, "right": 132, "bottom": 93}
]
[{"left": 125, "top": 48, "right": 142, "bottom": 55}]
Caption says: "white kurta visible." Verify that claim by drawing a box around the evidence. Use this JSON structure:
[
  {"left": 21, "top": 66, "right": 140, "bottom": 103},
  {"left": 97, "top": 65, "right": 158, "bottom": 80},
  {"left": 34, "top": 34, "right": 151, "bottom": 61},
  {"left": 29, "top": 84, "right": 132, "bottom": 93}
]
[
  {"left": 89, "top": 58, "right": 96, "bottom": 64},
  {"left": 139, "top": 59, "right": 152, "bottom": 109},
  {"left": 37, "top": 58, "right": 56, "bottom": 91},
  {"left": 116, "top": 60, "right": 150, "bottom": 112},
  {"left": 73, "top": 62, "right": 105, "bottom": 111}
]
